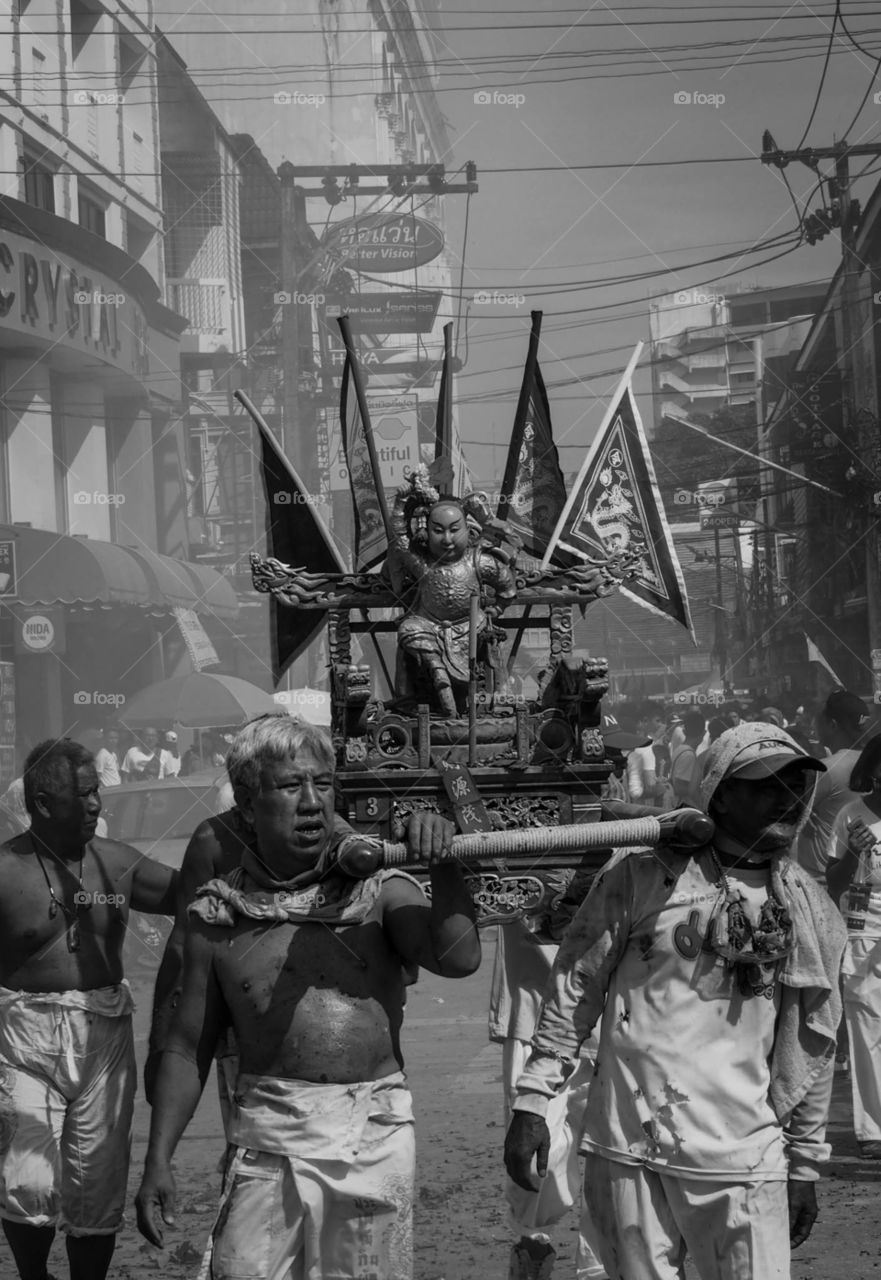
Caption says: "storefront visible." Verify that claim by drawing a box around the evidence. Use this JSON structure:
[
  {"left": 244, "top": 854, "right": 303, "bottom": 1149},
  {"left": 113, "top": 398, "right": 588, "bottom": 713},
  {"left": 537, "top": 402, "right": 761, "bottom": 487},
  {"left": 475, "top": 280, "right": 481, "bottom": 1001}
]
[
  {"left": 0, "top": 196, "right": 239, "bottom": 768},
  {"left": 0, "top": 523, "right": 238, "bottom": 766}
]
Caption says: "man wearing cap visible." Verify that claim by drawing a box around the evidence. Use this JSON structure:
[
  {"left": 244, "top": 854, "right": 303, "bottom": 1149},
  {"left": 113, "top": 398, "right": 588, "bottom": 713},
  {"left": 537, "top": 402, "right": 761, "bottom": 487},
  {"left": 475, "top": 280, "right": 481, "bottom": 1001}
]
[
  {"left": 504, "top": 722, "right": 846, "bottom": 1280},
  {"left": 796, "top": 689, "right": 872, "bottom": 886}
]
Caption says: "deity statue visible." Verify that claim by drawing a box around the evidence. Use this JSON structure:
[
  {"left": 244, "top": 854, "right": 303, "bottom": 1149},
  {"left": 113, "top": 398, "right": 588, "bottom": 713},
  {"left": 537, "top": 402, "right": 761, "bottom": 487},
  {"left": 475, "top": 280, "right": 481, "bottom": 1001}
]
[{"left": 385, "top": 464, "right": 519, "bottom": 717}]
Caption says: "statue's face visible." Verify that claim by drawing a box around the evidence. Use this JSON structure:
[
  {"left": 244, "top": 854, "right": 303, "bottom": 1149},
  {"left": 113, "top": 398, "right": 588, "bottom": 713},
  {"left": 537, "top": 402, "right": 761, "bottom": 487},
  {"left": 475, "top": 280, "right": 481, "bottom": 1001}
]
[{"left": 427, "top": 503, "right": 469, "bottom": 562}]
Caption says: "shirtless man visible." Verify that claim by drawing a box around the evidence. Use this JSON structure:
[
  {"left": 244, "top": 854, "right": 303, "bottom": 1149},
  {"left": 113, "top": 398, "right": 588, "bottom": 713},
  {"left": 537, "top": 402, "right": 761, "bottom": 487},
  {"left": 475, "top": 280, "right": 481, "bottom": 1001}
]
[
  {"left": 145, "top": 713, "right": 368, "bottom": 1101},
  {"left": 135, "top": 716, "right": 481, "bottom": 1279},
  {"left": 0, "top": 738, "right": 176, "bottom": 1280}
]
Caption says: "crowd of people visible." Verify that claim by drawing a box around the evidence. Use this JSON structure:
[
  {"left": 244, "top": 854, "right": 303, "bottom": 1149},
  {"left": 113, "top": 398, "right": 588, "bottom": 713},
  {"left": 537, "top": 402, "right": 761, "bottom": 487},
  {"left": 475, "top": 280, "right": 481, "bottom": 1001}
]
[
  {"left": 91, "top": 726, "right": 234, "bottom": 788},
  {"left": 597, "top": 696, "right": 835, "bottom": 811},
  {"left": 0, "top": 690, "right": 880, "bottom": 1280}
]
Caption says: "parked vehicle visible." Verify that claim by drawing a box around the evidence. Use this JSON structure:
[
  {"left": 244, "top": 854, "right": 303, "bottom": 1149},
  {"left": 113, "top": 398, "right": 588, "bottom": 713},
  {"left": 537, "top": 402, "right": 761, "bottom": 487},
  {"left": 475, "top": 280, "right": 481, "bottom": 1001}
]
[{"left": 99, "top": 771, "right": 229, "bottom": 870}]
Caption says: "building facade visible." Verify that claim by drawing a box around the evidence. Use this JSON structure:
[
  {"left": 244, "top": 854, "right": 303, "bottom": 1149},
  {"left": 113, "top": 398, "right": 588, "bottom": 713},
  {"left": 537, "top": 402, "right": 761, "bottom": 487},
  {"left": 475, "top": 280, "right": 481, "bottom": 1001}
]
[
  {"left": 0, "top": 0, "right": 236, "bottom": 782},
  {"left": 762, "top": 180, "right": 881, "bottom": 701},
  {"left": 649, "top": 282, "right": 830, "bottom": 428}
]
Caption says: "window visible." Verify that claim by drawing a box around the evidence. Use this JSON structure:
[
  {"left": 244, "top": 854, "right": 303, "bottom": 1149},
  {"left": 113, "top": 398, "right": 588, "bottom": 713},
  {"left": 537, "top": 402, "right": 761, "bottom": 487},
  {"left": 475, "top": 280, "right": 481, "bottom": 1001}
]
[
  {"left": 31, "top": 46, "right": 46, "bottom": 110},
  {"left": 117, "top": 33, "right": 147, "bottom": 92},
  {"left": 78, "top": 189, "right": 106, "bottom": 238},
  {"left": 69, "top": 0, "right": 100, "bottom": 62},
  {"left": 22, "top": 153, "right": 55, "bottom": 212}
]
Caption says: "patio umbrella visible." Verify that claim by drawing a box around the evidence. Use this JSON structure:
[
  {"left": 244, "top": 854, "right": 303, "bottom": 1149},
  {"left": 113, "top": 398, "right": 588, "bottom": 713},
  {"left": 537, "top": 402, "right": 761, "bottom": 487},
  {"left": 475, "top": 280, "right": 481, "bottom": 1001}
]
[{"left": 119, "top": 673, "right": 277, "bottom": 729}]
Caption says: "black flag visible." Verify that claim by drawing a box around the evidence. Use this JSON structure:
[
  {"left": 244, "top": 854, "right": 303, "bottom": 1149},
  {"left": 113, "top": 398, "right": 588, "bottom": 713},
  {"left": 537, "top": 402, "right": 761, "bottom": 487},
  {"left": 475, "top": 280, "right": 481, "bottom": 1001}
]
[
  {"left": 235, "top": 390, "right": 346, "bottom": 685},
  {"left": 497, "top": 311, "right": 567, "bottom": 559}
]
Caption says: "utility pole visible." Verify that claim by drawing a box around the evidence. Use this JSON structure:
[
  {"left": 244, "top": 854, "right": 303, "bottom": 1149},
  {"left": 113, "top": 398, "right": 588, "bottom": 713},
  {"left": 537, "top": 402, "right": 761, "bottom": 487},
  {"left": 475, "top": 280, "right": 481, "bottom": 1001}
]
[
  {"left": 276, "top": 162, "right": 478, "bottom": 498},
  {"left": 761, "top": 136, "right": 881, "bottom": 699},
  {"left": 274, "top": 162, "right": 478, "bottom": 688},
  {"left": 278, "top": 163, "right": 314, "bottom": 491}
]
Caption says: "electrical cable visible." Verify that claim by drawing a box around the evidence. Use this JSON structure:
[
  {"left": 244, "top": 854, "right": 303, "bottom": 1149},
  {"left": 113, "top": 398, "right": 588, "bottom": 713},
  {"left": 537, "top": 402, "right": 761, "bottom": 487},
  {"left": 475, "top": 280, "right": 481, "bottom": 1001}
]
[{"left": 795, "top": 0, "right": 840, "bottom": 148}]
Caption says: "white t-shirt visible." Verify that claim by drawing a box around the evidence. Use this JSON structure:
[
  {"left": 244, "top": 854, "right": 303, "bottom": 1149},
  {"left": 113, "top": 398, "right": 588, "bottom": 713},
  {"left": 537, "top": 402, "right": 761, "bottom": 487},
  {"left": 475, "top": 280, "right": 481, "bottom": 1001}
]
[
  {"left": 122, "top": 746, "right": 158, "bottom": 778},
  {"left": 159, "top": 749, "right": 181, "bottom": 779},
  {"left": 516, "top": 850, "right": 788, "bottom": 1181},
  {"left": 795, "top": 748, "right": 861, "bottom": 885},
  {"left": 626, "top": 745, "right": 656, "bottom": 801},
  {"left": 580, "top": 858, "right": 785, "bottom": 1179},
  {"left": 829, "top": 799, "right": 881, "bottom": 939},
  {"left": 94, "top": 748, "right": 120, "bottom": 788}
]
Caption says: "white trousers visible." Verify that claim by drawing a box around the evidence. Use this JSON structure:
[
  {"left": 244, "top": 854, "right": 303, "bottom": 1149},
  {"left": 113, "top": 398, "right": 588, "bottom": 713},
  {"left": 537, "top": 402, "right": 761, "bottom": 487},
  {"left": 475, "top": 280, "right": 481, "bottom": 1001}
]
[
  {"left": 504, "top": 1038, "right": 606, "bottom": 1279},
  {"left": 583, "top": 1154, "right": 790, "bottom": 1280},
  {"left": 842, "top": 935, "right": 881, "bottom": 1142}
]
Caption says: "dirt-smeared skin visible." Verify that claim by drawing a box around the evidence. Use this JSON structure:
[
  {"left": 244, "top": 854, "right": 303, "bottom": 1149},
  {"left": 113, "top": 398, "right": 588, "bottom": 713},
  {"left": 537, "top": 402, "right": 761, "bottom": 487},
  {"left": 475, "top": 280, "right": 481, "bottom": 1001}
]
[{"left": 215, "top": 908, "right": 408, "bottom": 1082}]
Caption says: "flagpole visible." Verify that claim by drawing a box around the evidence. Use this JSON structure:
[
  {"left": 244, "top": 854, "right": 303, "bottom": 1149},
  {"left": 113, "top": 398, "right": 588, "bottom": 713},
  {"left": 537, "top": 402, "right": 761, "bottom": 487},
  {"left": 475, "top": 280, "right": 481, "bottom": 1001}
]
[
  {"left": 673, "top": 418, "right": 843, "bottom": 498},
  {"left": 541, "top": 341, "right": 644, "bottom": 568},
  {"left": 337, "top": 316, "right": 392, "bottom": 541}
]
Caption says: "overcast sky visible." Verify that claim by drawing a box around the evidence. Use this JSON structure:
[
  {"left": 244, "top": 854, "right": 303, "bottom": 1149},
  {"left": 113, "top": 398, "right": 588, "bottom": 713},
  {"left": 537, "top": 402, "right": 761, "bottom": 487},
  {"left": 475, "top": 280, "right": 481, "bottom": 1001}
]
[{"left": 161, "top": 0, "right": 880, "bottom": 481}]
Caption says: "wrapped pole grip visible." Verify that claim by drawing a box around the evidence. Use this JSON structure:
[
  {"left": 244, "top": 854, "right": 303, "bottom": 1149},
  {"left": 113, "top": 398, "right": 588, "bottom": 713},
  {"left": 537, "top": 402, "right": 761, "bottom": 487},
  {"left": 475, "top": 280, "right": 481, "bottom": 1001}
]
[{"left": 380, "top": 808, "right": 714, "bottom": 867}]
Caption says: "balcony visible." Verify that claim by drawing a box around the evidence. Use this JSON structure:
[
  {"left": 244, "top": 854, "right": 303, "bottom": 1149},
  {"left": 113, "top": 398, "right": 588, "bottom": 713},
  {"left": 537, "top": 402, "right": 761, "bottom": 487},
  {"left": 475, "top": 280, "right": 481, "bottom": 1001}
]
[{"left": 167, "top": 279, "right": 231, "bottom": 342}]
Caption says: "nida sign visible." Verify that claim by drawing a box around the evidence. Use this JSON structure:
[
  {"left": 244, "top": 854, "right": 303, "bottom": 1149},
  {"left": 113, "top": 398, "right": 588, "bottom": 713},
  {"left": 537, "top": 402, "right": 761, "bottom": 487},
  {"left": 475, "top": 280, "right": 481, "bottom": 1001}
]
[{"left": 323, "top": 214, "right": 444, "bottom": 273}]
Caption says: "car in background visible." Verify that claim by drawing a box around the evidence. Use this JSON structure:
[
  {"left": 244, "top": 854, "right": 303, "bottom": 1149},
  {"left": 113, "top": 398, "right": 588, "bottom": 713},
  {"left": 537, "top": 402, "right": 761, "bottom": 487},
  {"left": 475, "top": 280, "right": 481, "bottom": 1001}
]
[{"left": 99, "top": 771, "right": 231, "bottom": 870}]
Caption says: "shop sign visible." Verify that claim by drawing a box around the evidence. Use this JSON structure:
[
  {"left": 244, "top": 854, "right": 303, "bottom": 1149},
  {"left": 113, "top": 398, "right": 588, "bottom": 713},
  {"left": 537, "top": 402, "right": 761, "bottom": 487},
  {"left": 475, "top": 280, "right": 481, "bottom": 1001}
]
[
  {"left": 700, "top": 509, "right": 740, "bottom": 529},
  {"left": 173, "top": 607, "right": 219, "bottom": 671},
  {"left": 322, "top": 214, "right": 444, "bottom": 273},
  {"left": 0, "top": 661, "right": 15, "bottom": 791},
  {"left": 0, "top": 541, "right": 15, "bottom": 595},
  {"left": 324, "top": 291, "right": 442, "bottom": 333},
  {"left": 786, "top": 370, "right": 842, "bottom": 456},
  {"left": 328, "top": 393, "right": 420, "bottom": 493},
  {"left": 14, "top": 607, "right": 66, "bottom": 655},
  {"left": 0, "top": 228, "right": 151, "bottom": 382}
]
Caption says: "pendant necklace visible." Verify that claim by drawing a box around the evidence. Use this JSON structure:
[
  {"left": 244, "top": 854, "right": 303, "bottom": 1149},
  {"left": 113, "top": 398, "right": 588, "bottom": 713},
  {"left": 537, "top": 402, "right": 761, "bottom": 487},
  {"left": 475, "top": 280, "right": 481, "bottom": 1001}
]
[
  {"left": 709, "top": 850, "right": 792, "bottom": 999},
  {"left": 31, "top": 840, "right": 92, "bottom": 952}
]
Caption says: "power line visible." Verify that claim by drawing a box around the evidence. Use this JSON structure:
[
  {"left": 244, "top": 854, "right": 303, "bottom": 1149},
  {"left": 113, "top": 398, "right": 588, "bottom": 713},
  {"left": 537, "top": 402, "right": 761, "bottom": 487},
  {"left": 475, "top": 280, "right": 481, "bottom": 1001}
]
[{"left": 795, "top": 0, "right": 839, "bottom": 148}]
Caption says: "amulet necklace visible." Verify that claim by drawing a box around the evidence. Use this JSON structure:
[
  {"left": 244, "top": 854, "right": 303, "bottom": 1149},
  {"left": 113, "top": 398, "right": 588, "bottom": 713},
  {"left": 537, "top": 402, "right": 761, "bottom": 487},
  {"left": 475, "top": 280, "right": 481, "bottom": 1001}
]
[{"left": 31, "top": 839, "right": 92, "bottom": 953}]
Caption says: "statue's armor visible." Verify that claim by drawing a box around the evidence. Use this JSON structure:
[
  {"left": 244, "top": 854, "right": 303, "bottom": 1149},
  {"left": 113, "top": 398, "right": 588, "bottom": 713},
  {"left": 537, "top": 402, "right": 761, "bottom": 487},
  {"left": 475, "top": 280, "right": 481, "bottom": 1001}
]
[
  {"left": 399, "top": 549, "right": 491, "bottom": 684},
  {"left": 410, "top": 549, "right": 488, "bottom": 623}
]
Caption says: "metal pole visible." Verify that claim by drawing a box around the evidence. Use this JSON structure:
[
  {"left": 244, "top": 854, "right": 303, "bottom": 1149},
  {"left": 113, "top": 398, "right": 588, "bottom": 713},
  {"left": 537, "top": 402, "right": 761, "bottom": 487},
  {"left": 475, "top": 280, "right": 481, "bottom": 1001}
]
[
  {"left": 731, "top": 528, "right": 745, "bottom": 688},
  {"left": 753, "top": 335, "right": 773, "bottom": 687},
  {"left": 713, "top": 523, "right": 727, "bottom": 685},
  {"left": 279, "top": 164, "right": 310, "bottom": 488}
]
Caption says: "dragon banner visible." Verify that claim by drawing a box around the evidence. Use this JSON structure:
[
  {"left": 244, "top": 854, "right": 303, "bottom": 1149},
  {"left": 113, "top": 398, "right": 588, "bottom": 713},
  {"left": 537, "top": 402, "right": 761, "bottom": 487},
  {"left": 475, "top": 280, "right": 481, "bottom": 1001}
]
[
  {"left": 542, "top": 345, "right": 694, "bottom": 636},
  {"left": 496, "top": 310, "right": 568, "bottom": 560}
]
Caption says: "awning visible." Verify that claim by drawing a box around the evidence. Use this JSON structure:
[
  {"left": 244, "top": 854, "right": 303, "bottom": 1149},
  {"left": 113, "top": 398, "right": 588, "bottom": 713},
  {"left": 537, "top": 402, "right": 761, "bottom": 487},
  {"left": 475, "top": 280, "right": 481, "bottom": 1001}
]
[{"left": 0, "top": 524, "right": 238, "bottom": 619}]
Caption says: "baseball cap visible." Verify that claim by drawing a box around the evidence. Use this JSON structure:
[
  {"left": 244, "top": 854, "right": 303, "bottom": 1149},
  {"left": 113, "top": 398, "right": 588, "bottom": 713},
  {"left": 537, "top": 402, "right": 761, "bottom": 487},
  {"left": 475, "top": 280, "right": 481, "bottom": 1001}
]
[
  {"left": 600, "top": 714, "right": 651, "bottom": 752},
  {"left": 700, "top": 721, "right": 826, "bottom": 810},
  {"left": 824, "top": 689, "right": 870, "bottom": 727},
  {"left": 164, "top": 730, "right": 178, "bottom": 743}
]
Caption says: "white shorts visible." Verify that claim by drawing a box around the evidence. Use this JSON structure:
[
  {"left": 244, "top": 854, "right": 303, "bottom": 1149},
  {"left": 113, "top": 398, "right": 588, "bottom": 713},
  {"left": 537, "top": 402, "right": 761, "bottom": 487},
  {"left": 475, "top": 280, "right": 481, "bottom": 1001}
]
[{"left": 0, "top": 984, "right": 135, "bottom": 1235}]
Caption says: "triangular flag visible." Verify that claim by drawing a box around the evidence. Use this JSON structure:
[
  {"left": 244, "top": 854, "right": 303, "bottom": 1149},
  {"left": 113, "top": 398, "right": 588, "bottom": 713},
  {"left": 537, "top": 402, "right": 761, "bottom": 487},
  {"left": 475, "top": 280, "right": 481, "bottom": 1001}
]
[
  {"left": 543, "top": 344, "right": 694, "bottom": 635},
  {"left": 497, "top": 311, "right": 567, "bottom": 560},
  {"left": 235, "top": 390, "right": 346, "bottom": 685},
  {"left": 804, "top": 633, "right": 843, "bottom": 684}
]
